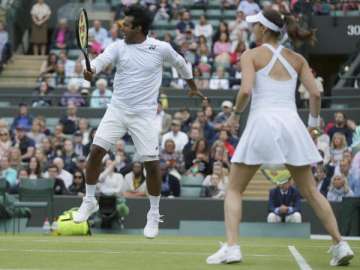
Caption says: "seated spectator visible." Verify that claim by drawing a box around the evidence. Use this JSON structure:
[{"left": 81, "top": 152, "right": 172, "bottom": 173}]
[
  {"left": 8, "top": 147, "right": 22, "bottom": 170},
  {"left": 14, "top": 168, "right": 28, "bottom": 193},
  {"left": 230, "top": 40, "right": 246, "bottom": 65},
  {"left": 154, "top": 101, "right": 172, "bottom": 136},
  {"left": 194, "top": 15, "right": 213, "bottom": 43},
  {"left": 298, "top": 69, "right": 324, "bottom": 108},
  {"left": 59, "top": 102, "right": 79, "bottom": 135},
  {"left": 154, "top": 0, "right": 172, "bottom": 21},
  {"left": 0, "top": 127, "right": 11, "bottom": 158},
  {"left": 34, "top": 148, "right": 49, "bottom": 170},
  {"left": 209, "top": 142, "right": 230, "bottom": 169},
  {"left": 314, "top": 162, "right": 331, "bottom": 197},
  {"left": 39, "top": 52, "right": 58, "bottom": 80},
  {"left": 327, "top": 174, "right": 354, "bottom": 202},
  {"left": 193, "top": 66, "right": 209, "bottom": 90},
  {"left": 46, "top": 164, "right": 69, "bottom": 195},
  {"left": 213, "top": 32, "right": 231, "bottom": 57},
  {"left": 113, "top": 139, "right": 130, "bottom": 173},
  {"left": 89, "top": 20, "right": 108, "bottom": 49},
  {"left": 328, "top": 112, "right": 353, "bottom": 146},
  {"left": 160, "top": 139, "right": 185, "bottom": 175},
  {"left": 183, "top": 127, "right": 202, "bottom": 164},
  {"left": 98, "top": 159, "right": 124, "bottom": 195},
  {"left": 78, "top": 118, "right": 91, "bottom": 146},
  {"left": 218, "top": 129, "right": 235, "bottom": 157},
  {"left": 32, "top": 81, "right": 52, "bottom": 107},
  {"left": 186, "top": 138, "right": 211, "bottom": 176},
  {"left": 202, "top": 161, "right": 228, "bottom": 199},
  {"left": 103, "top": 24, "right": 120, "bottom": 49},
  {"left": 267, "top": 180, "right": 302, "bottom": 223},
  {"left": 330, "top": 132, "right": 348, "bottom": 167},
  {"left": 195, "top": 110, "right": 216, "bottom": 144},
  {"left": 90, "top": 79, "right": 112, "bottom": 108},
  {"left": 11, "top": 103, "right": 33, "bottom": 131},
  {"left": 0, "top": 156, "right": 17, "bottom": 190},
  {"left": 212, "top": 21, "right": 229, "bottom": 45},
  {"left": 228, "top": 11, "right": 248, "bottom": 50},
  {"left": 204, "top": 105, "right": 215, "bottom": 127},
  {"left": 60, "top": 79, "right": 85, "bottom": 107},
  {"left": 71, "top": 61, "right": 90, "bottom": 89},
  {"left": 73, "top": 131, "right": 86, "bottom": 158},
  {"left": 62, "top": 139, "right": 78, "bottom": 173},
  {"left": 209, "top": 66, "right": 230, "bottom": 90},
  {"left": 51, "top": 18, "right": 73, "bottom": 50},
  {"left": 43, "top": 157, "right": 73, "bottom": 189},
  {"left": 228, "top": 59, "right": 242, "bottom": 89},
  {"left": 122, "top": 161, "right": 147, "bottom": 198},
  {"left": 0, "top": 21, "right": 11, "bottom": 67},
  {"left": 271, "top": 0, "right": 290, "bottom": 13},
  {"left": 27, "top": 117, "right": 46, "bottom": 147},
  {"left": 349, "top": 151, "right": 360, "bottom": 196},
  {"left": 14, "top": 125, "right": 36, "bottom": 162},
  {"left": 237, "top": 0, "right": 261, "bottom": 16},
  {"left": 176, "top": 10, "right": 195, "bottom": 37},
  {"left": 160, "top": 161, "right": 180, "bottom": 197},
  {"left": 347, "top": 119, "right": 360, "bottom": 151},
  {"left": 27, "top": 157, "right": 42, "bottom": 180},
  {"left": 214, "top": 100, "right": 233, "bottom": 130},
  {"left": 68, "top": 169, "right": 85, "bottom": 196},
  {"left": 58, "top": 50, "right": 75, "bottom": 83},
  {"left": 179, "top": 107, "right": 193, "bottom": 134},
  {"left": 51, "top": 124, "right": 65, "bottom": 149},
  {"left": 161, "top": 119, "right": 189, "bottom": 152}
]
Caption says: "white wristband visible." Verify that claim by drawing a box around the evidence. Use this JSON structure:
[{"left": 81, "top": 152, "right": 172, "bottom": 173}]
[{"left": 308, "top": 114, "right": 320, "bottom": 128}]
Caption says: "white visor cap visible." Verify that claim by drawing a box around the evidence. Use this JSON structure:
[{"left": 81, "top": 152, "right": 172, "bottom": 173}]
[{"left": 246, "top": 12, "right": 281, "bottom": 32}]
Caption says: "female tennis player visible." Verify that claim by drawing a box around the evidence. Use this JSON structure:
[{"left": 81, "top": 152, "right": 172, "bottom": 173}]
[{"left": 207, "top": 10, "right": 354, "bottom": 266}]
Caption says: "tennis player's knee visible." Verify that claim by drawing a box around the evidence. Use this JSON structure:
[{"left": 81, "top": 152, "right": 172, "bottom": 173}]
[
  {"left": 286, "top": 212, "right": 302, "bottom": 223},
  {"left": 267, "top": 213, "right": 281, "bottom": 223},
  {"left": 89, "top": 144, "right": 107, "bottom": 162}
]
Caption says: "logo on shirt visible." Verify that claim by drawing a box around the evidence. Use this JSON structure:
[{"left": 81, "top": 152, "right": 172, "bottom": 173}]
[{"left": 148, "top": 45, "right": 156, "bottom": 50}]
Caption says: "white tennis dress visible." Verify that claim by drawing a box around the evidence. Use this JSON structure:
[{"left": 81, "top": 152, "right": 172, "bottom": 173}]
[{"left": 231, "top": 43, "right": 322, "bottom": 166}]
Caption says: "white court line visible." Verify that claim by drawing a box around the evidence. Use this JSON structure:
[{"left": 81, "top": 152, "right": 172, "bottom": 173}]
[
  {"left": 288, "top": 246, "right": 312, "bottom": 270},
  {"left": 1, "top": 238, "right": 359, "bottom": 250},
  {"left": 311, "top": 235, "right": 360, "bottom": 241},
  {"left": 0, "top": 247, "right": 290, "bottom": 259}
]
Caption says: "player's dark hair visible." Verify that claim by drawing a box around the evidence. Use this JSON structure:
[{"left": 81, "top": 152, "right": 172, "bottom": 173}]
[
  {"left": 124, "top": 4, "right": 153, "bottom": 36},
  {"left": 262, "top": 9, "right": 316, "bottom": 46}
]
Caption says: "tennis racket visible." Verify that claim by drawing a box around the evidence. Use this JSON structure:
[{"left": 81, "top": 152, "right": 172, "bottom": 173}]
[
  {"left": 75, "top": 8, "right": 91, "bottom": 72},
  {"left": 261, "top": 166, "right": 291, "bottom": 185}
]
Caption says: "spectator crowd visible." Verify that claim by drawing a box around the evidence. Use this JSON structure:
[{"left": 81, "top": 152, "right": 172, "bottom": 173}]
[{"left": 0, "top": 0, "right": 359, "bottom": 203}]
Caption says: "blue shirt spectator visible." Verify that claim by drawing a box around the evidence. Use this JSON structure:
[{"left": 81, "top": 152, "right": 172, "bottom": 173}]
[
  {"left": 90, "top": 78, "right": 112, "bottom": 108},
  {"left": 11, "top": 103, "right": 33, "bottom": 131},
  {"left": 0, "top": 157, "right": 17, "bottom": 187},
  {"left": 268, "top": 182, "right": 301, "bottom": 217}
]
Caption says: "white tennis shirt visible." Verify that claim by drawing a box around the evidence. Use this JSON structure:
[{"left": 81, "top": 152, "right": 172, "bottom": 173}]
[{"left": 91, "top": 37, "right": 193, "bottom": 114}]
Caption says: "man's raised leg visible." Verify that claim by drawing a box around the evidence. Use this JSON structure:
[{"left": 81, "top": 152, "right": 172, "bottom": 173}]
[{"left": 73, "top": 144, "right": 107, "bottom": 223}]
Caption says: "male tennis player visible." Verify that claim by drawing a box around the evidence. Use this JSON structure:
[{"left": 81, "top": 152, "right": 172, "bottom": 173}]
[{"left": 73, "top": 4, "right": 204, "bottom": 239}]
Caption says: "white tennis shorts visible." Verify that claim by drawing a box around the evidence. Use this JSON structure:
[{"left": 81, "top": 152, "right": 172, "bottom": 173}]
[{"left": 93, "top": 105, "right": 159, "bottom": 160}]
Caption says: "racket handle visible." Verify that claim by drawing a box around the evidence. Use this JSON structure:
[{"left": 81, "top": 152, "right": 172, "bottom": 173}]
[{"left": 84, "top": 54, "right": 91, "bottom": 72}]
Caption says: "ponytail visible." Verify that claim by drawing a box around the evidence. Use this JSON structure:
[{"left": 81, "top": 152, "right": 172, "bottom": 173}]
[
  {"left": 283, "top": 14, "right": 317, "bottom": 46},
  {"left": 262, "top": 9, "right": 317, "bottom": 47}
]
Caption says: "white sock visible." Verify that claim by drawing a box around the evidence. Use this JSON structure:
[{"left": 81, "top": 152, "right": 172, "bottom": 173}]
[
  {"left": 227, "top": 244, "right": 240, "bottom": 250},
  {"left": 85, "top": 184, "right": 96, "bottom": 198},
  {"left": 149, "top": 195, "right": 160, "bottom": 211}
]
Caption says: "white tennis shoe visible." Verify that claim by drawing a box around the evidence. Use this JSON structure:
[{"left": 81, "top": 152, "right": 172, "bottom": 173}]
[
  {"left": 206, "top": 242, "right": 242, "bottom": 264},
  {"left": 73, "top": 197, "right": 99, "bottom": 223},
  {"left": 329, "top": 241, "right": 354, "bottom": 266},
  {"left": 143, "top": 210, "right": 163, "bottom": 239}
]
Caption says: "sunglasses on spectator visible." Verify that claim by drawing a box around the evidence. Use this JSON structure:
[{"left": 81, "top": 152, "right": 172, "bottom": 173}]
[
  {"left": 0, "top": 133, "right": 8, "bottom": 136},
  {"left": 74, "top": 175, "right": 83, "bottom": 178}
]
